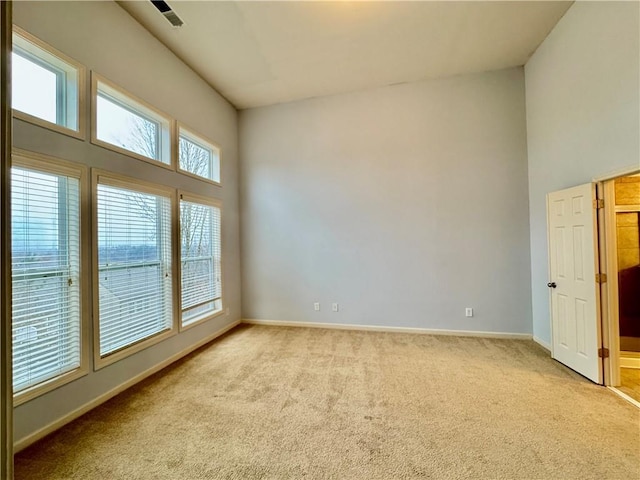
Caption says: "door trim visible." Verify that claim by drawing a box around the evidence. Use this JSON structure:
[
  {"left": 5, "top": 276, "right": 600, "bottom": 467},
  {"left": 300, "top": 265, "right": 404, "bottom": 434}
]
[
  {"left": 599, "top": 171, "right": 640, "bottom": 388},
  {"left": 602, "top": 179, "right": 620, "bottom": 386},
  {"left": 0, "top": 2, "right": 13, "bottom": 478}
]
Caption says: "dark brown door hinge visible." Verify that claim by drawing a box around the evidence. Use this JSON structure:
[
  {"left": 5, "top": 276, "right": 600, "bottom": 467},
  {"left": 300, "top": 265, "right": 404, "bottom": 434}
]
[
  {"left": 596, "top": 273, "right": 607, "bottom": 284},
  {"left": 593, "top": 199, "right": 604, "bottom": 209},
  {"left": 598, "top": 348, "right": 610, "bottom": 358}
]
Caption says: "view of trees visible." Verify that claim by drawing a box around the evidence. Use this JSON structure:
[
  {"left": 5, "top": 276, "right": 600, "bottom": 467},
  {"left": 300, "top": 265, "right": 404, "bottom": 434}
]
[
  {"left": 112, "top": 117, "right": 220, "bottom": 320},
  {"left": 124, "top": 116, "right": 214, "bottom": 259}
]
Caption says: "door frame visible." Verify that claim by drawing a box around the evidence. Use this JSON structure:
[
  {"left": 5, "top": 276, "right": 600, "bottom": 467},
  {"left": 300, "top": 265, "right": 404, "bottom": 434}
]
[
  {"left": 593, "top": 166, "right": 640, "bottom": 389},
  {"left": 0, "top": 1, "right": 12, "bottom": 478}
]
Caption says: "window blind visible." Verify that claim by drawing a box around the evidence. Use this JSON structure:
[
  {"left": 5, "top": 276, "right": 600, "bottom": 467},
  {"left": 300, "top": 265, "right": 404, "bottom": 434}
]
[
  {"left": 97, "top": 182, "right": 172, "bottom": 356},
  {"left": 12, "top": 167, "right": 81, "bottom": 393},
  {"left": 180, "top": 198, "right": 221, "bottom": 325}
]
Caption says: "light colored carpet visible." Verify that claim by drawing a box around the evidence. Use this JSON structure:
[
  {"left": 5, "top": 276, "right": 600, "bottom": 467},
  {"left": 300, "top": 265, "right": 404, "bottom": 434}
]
[{"left": 14, "top": 325, "right": 640, "bottom": 479}]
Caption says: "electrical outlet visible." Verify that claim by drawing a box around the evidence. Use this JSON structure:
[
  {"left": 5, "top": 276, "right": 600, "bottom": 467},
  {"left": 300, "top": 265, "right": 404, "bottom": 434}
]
[
  {"left": 465, "top": 308, "right": 473, "bottom": 317},
  {"left": 314, "top": 302, "right": 320, "bottom": 311},
  {"left": 332, "top": 303, "right": 339, "bottom": 312},
  {"left": 225, "top": 307, "right": 230, "bottom": 316}
]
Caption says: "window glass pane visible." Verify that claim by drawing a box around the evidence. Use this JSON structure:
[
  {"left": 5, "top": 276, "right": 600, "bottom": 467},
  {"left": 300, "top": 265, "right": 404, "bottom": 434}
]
[
  {"left": 180, "top": 199, "right": 221, "bottom": 326},
  {"left": 12, "top": 167, "right": 81, "bottom": 393},
  {"left": 97, "top": 94, "right": 159, "bottom": 161},
  {"left": 12, "top": 30, "right": 80, "bottom": 132},
  {"left": 179, "top": 135, "right": 219, "bottom": 182},
  {"left": 12, "top": 52, "right": 58, "bottom": 124},
  {"left": 97, "top": 182, "right": 172, "bottom": 356}
]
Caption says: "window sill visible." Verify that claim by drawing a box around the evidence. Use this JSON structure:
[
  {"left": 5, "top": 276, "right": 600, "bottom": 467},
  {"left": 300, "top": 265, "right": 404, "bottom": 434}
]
[
  {"left": 14, "top": 110, "right": 85, "bottom": 141},
  {"left": 180, "top": 307, "right": 225, "bottom": 332},
  {"left": 94, "top": 327, "right": 177, "bottom": 371},
  {"left": 90, "top": 137, "right": 174, "bottom": 171},
  {"left": 177, "top": 166, "right": 221, "bottom": 187},
  {"left": 14, "top": 366, "right": 89, "bottom": 407}
]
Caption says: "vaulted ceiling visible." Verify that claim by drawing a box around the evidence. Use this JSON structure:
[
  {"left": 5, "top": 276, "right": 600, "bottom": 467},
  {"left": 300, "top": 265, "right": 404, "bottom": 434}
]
[{"left": 118, "top": 1, "right": 572, "bottom": 109}]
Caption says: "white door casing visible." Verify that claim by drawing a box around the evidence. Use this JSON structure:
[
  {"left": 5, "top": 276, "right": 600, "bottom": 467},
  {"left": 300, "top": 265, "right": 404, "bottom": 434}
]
[{"left": 547, "top": 183, "right": 602, "bottom": 383}]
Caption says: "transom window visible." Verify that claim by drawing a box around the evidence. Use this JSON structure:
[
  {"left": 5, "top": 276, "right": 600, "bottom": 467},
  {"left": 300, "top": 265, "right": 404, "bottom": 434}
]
[
  {"left": 11, "top": 27, "right": 229, "bottom": 400},
  {"left": 12, "top": 27, "right": 83, "bottom": 136},
  {"left": 95, "top": 174, "right": 174, "bottom": 364},
  {"left": 180, "top": 194, "right": 222, "bottom": 327},
  {"left": 93, "top": 76, "right": 171, "bottom": 166},
  {"left": 179, "top": 126, "right": 221, "bottom": 184}
]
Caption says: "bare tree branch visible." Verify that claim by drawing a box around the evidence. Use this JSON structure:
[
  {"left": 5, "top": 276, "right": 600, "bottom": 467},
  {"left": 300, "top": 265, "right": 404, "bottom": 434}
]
[
  {"left": 113, "top": 117, "right": 216, "bottom": 301},
  {"left": 179, "top": 138, "right": 210, "bottom": 178}
]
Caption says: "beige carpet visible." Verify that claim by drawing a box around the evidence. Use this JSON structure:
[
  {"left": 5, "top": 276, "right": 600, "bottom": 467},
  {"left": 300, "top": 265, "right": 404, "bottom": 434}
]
[{"left": 14, "top": 325, "right": 640, "bottom": 479}]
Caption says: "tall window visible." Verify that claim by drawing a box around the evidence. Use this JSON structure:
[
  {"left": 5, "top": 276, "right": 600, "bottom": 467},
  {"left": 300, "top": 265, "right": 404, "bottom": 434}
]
[
  {"left": 96, "top": 176, "right": 173, "bottom": 362},
  {"left": 178, "top": 126, "right": 221, "bottom": 184},
  {"left": 180, "top": 195, "right": 222, "bottom": 327},
  {"left": 12, "top": 161, "right": 82, "bottom": 396},
  {"left": 12, "top": 27, "right": 83, "bottom": 136},
  {"left": 93, "top": 75, "right": 171, "bottom": 166}
]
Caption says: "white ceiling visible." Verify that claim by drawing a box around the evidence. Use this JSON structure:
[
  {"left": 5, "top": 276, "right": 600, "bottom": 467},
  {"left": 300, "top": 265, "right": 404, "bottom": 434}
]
[{"left": 118, "top": 1, "right": 572, "bottom": 110}]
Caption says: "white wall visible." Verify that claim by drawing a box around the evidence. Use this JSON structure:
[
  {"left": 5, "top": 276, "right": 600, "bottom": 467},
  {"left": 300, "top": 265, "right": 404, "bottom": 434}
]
[
  {"left": 12, "top": 1, "right": 241, "bottom": 445},
  {"left": 240, "top": 68, "right": 532, "bottom": 334},
  {"left": 525, "top": 1, "right": 640, "bottom": 346}
]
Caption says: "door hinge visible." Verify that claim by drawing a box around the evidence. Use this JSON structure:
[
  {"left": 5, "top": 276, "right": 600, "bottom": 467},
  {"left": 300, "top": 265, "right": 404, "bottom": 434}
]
[
  {"left": 593, "top": 199, "right": 604, "bottom": 209},
  {"left": 596, "top": 273, "right": 607, "bottom": 284},
  {"left": 598, "top": 348, "right": 610, "bottom": 359}
]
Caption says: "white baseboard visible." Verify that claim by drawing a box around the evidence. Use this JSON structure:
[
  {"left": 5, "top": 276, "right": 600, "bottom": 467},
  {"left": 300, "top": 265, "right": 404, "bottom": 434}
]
[
  {"left": 620, "top": 352, "right": 640, "bottom": 369},
  {"left": 533, "top": 336, "right": 552, "bottom": 353},
  {"left": 14, "top": 319, "right": 241, "bottom": 453},
  {"left": 242, "top": 319, "right": 532, "bottom": 340}
]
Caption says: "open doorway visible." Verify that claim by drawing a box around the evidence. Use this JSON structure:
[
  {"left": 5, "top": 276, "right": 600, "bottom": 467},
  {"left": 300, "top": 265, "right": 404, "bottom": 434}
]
[
  {"left": 604, "top": 175, "right": 640, "bottom": 403},
  {"left": 614, "top": 176, "right": 640, "bottom": 399},
  {"left": 545, "top": 175, "right": 640, "bottom": 407}
]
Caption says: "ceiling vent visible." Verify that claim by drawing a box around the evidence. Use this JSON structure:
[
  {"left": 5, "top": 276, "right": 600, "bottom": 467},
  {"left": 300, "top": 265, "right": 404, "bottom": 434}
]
[{"left": 150, "top": 1, "right": 183, "bottom": 27}]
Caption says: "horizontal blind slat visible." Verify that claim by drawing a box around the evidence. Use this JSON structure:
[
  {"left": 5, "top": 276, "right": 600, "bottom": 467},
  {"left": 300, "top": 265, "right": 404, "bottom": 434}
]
[
  {"left": 180, "top": 200, "right": 221, "bottom": 323},
  {"left": 97, "top": 182, "right": 173, "bottom": 357},
  {"left": 11, "top": 166, "right": 82, "bottom": 393}
]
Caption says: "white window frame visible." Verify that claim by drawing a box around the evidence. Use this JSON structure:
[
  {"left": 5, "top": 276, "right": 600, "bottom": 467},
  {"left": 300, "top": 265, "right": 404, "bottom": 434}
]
[
  {"left": 12, "top": 26, "right": 86, "bottom": 140},
  {"left": 11, "top": 149, "right": 89, "bottom": 405},
  {"left": 92, "top": 170, "right": 178, "bottom": 369},
  {"left": 91, "top": 73, "right": 173, "bottom": 170},
  {"left": 177, "top": 123, "right": 221, "bottom": 185},
  {"left": 178, "top": 191, "right": 223, "bottom": 330}
]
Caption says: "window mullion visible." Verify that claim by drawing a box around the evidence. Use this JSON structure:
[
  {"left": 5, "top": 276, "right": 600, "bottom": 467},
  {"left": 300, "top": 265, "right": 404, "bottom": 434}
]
[{"left": 55, "top": 70, "right": 66, "bottom": 126}]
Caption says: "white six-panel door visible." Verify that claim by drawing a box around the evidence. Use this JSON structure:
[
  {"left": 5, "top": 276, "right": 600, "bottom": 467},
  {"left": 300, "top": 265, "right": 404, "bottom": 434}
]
[{"left": 547, "top": 183, "right": 602, "bottom": 383}]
